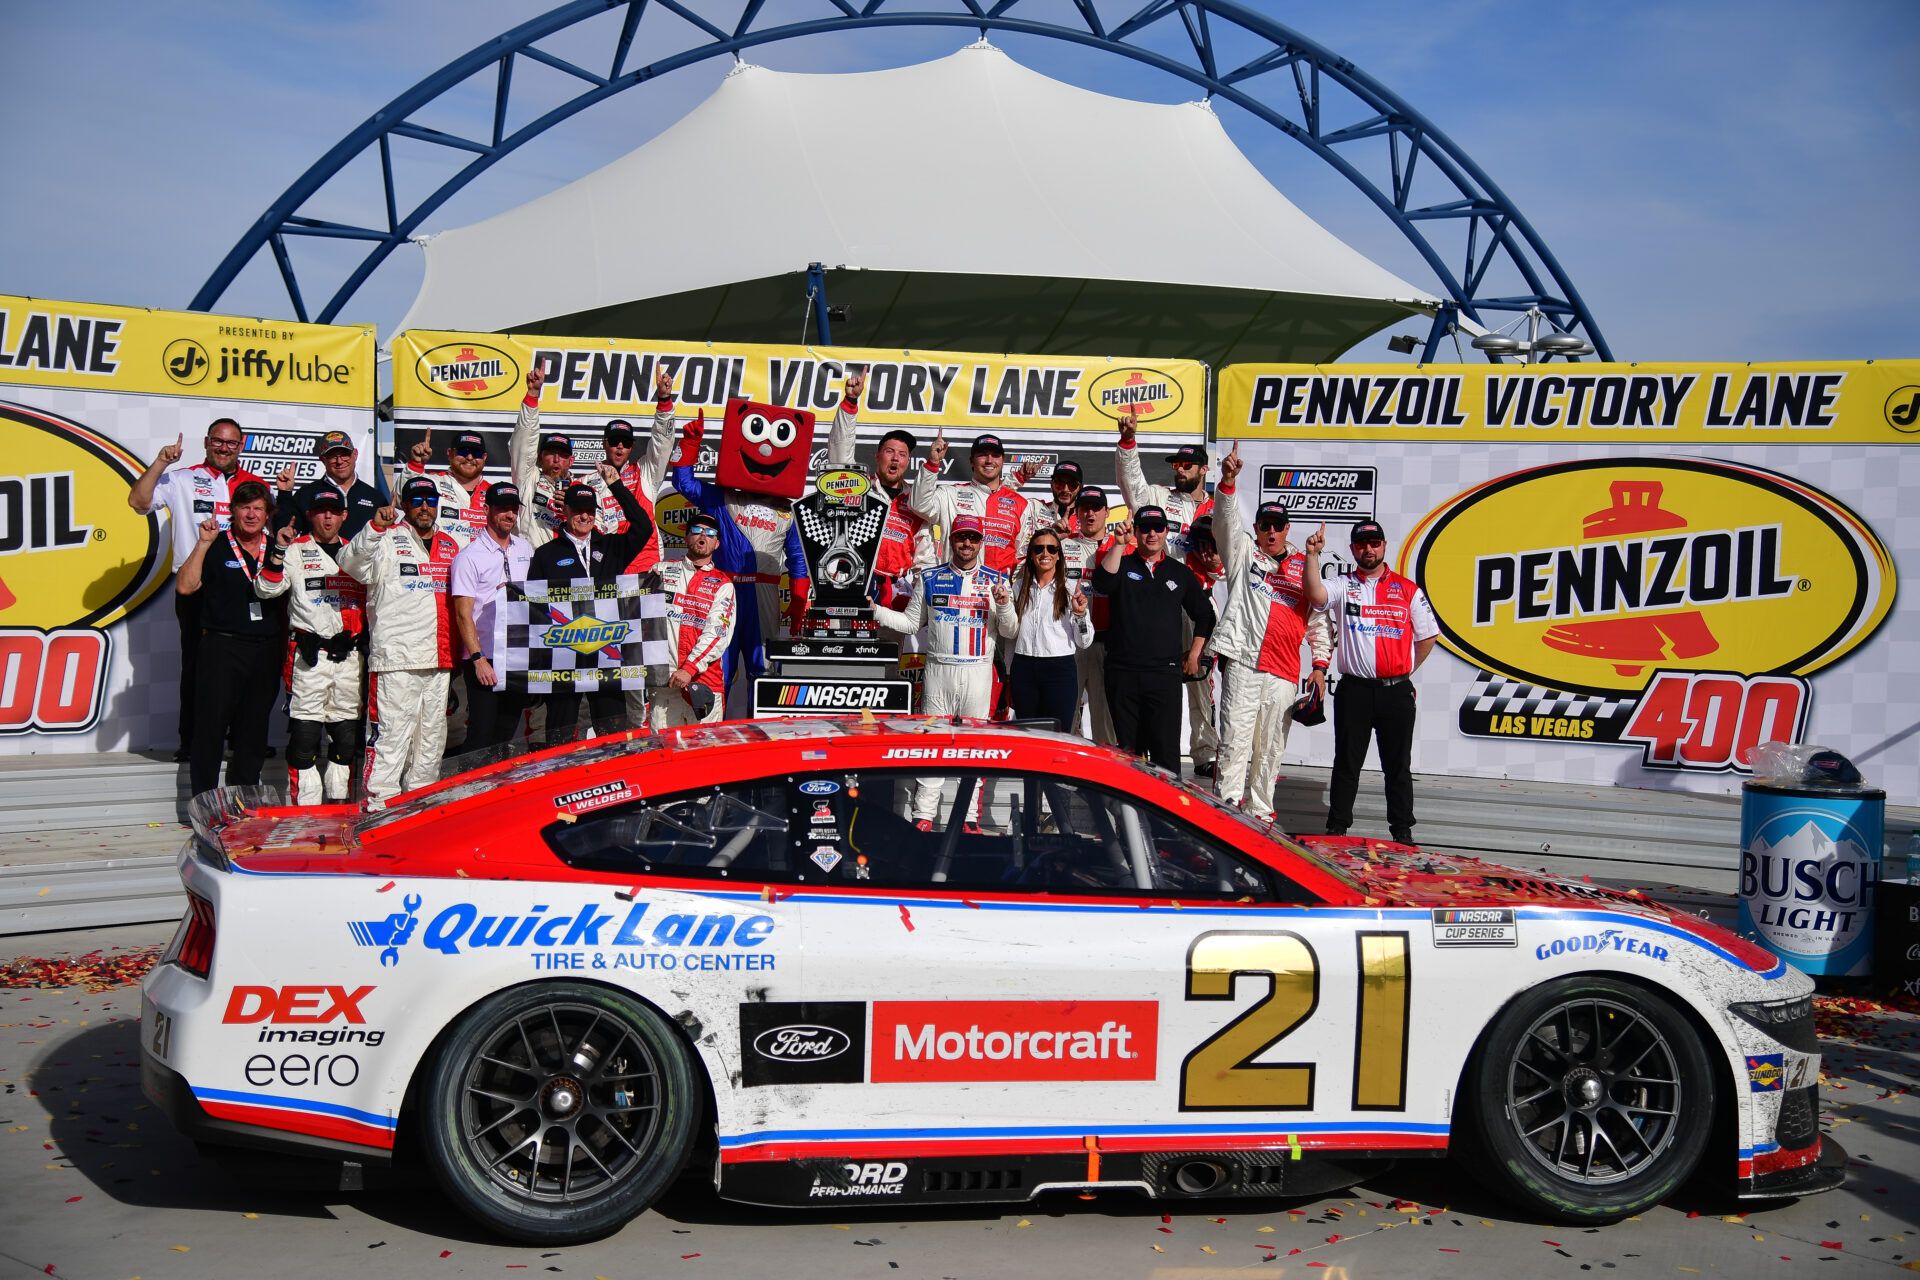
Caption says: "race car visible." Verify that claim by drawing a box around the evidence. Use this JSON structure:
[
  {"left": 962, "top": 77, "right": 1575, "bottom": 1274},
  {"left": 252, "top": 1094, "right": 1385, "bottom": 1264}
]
[{"left": 141, "top": 719, "right": 1842, "bottom": 1243}]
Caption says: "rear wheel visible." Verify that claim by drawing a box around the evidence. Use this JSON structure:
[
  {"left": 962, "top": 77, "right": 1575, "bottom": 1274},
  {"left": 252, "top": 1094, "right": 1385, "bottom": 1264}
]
[
  {"left": 421, "top": 982, "right": 697, "bottom": 1243},
  {"left": 1466, "top": 976, "right": 1715, "bottom": 1222}
]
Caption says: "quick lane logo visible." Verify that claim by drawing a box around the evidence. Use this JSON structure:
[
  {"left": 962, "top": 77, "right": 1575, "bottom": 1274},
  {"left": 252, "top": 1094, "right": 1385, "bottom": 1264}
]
[
  {"left": 1405, "top": 458, "right": 1895, "bottom": 696},
  {"left": 0, "top": 404, "right": 166, "bottom": 734},
  {"left": 1087, "top": 366, "right": 1185, "bottom": 423},
  {"left": 414, "top": 341, "right": 521, "bottom": 401},
  {"left": 543, "top": 605, "right": 629, "bottom": 656},
  {"left": 349, "top": 898, "right": 776, "bottom": 964},
  {"left": 870, "top": 1000, "right": 1157, "bottom": 1084}
]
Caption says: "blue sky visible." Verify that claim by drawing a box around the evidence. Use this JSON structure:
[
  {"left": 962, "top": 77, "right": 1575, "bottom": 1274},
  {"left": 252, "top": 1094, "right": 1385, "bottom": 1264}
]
[{"left": 2, "top": 0, "right": 1915, "bottom": 362}]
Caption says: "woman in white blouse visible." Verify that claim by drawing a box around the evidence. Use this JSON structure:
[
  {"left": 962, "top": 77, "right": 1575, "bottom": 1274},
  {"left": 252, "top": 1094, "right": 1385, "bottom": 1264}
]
[{"left": 1007, "top": 530, "right": 1095, "bottom": 732}]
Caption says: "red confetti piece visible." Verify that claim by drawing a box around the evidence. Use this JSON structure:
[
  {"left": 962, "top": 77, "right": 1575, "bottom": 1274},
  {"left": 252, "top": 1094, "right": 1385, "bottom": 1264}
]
[
  {"left": 898, "top": 904, "right": 914, "bottom": 932},
  {"left": 1156, "top": 1226, "right": 1173, "bottom": 1234},
  {"left": 64, "top": 1195, "right": 81, "bottom": 1204},
  {"left": 377, "top": 881, "right": 395, "bottom": 893},
  {"left": 960, "top": 898, "right": 981, "bottom": 909},
  {"left": 1543, "top": 1239, "right": 1562, "bottom": 1246},
  {"left": 439, "top": 1251, "right": 451, "bottom": 1258},
  {"left": 1326, "top": 1234, "right": 1342, "bottom": 1244},
  {"left": 1685, "top": 1211, "right": 1701, "bottom": 1219},
  {"left": 681, "top": 1254, "right": 701, "bottom": 1260},
  {"left": 1440, "top": 1247, "right": 1460, "bottom": 1252},
  {"left": 1820, "top": 1241, "right": 1844, "bottom": 1250}
]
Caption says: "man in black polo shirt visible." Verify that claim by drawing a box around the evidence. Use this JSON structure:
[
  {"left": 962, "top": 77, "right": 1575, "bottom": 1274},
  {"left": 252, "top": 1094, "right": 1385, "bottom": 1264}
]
[
  {"left": 274, "top": 431, "right": 382, "bottom": 538},
  {"left": 1091, "top": 504, "right": 1216, "bottom": 772}
]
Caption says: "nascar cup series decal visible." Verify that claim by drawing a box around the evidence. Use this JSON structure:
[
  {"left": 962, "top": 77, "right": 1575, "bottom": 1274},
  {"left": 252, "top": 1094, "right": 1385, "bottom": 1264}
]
[
  {"left": 348, "top": 896, "right": 778, "bottom": 973},
  {"left": 1403, "top": 457, "right": 1895, "bottom": 771}
]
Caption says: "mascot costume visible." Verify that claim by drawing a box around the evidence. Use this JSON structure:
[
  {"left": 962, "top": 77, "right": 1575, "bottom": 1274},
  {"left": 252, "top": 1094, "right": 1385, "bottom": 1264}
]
[{"left": 670, "top": 399, "right": 814, "bottom": 711}]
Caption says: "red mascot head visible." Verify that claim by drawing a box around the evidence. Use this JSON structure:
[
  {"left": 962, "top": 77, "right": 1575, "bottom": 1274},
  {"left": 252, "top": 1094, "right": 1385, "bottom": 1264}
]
[{"left": 716, "top": 398, "right": 815, "bottom": 500}]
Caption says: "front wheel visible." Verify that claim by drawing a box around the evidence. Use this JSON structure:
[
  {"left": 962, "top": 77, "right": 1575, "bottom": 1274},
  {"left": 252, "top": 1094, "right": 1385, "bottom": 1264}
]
[
  {"left": 1465, "top": 976, "right": 1716, "bottom": 1222},
  {"left": 421, "top": 982, "right": 698, "bottom": 1243}
]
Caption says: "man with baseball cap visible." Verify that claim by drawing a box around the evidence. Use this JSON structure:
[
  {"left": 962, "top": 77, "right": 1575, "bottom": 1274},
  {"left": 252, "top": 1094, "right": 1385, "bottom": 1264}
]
[
  {"left": 341, "top": 474, "right": 462, "bottom": 805},
  {"left": 1323, "top": 517, "right": 1440, "bottom": 845},
  {"left": 1092, "top": 502, "right": 1216, "bottom": 772},
  {"left": 1047, "top": 459, "right": 1084, "bottom": 528},
  {"left": 909, "top": 429, "right": 1048, "bottom": 574},
  {"left": 1060, "top": 485, "right": 1119, "bottom": 742},
  {"left": 654, "top": 510, "right": 736, "bottom": 729},
  {"left": 870, "top": 513, "right": 1017, "bottom": 826},
  {"left": 406, "top": 426, "right": 496, "bottom": 548},
  {"left": 825, "top": 370, "right": 936, "bottom": 655},
  {"left": 1209, "top": 443, "right": 1331, "bottom": 822},
  {"left": 272, "top": 431, "right": 382, "bottom": 540},
  {"left": 583, "top": 366, "right": 680, "bottom": 571},
  {"left": 449, "top": 481, "right": 535, "bottom": 752}
]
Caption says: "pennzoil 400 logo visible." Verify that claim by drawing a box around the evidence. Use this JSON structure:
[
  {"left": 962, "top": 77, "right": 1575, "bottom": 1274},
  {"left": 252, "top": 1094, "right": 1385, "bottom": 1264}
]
[
  {"left": 0, "top": 402, "right": 167, "bottom": 733},
  {"left": 1405, "top": 458, "right": 1895, "bottom": 771}
]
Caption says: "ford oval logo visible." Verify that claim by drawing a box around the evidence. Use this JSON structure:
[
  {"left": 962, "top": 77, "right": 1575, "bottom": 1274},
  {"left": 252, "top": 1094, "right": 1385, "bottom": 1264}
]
[
  {"left": 753, "top": 1025, "right": 851, "bottom": 1061},
  {"left": 798, "top": 780, "right": 840, "bottom": 796}
]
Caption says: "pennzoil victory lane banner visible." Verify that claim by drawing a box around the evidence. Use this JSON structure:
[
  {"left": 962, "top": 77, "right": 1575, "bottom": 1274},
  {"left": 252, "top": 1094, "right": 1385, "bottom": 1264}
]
[
  {"left": 389, "top": 330, "right": 1208, "bottom": 551},
  {"left": 1217, "top": 360, "right": 1918, "bottom": 794},
  {"left": 0, "top": 294, "right": 376, "bottom": 752}
]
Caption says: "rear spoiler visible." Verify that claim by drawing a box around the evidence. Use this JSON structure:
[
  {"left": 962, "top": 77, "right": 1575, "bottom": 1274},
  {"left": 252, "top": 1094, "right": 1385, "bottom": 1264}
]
[{"left": 186, "top": 786, "right": 280, "bottom": 870}]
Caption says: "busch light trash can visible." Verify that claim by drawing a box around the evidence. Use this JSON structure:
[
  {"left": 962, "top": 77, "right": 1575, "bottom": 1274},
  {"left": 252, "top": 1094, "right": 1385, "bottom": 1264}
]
[{"left": 1738, "top": 744, "right": 1884, "bottom": 978}]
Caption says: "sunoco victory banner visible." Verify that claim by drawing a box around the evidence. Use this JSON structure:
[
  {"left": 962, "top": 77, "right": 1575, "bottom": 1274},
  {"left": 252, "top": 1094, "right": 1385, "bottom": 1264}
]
[
  {"left": 0, "top": 294, "right": 376, "bottom": 752},
  {"left": 1217, "top": 360, "right": 1919, "bottom": 795}
]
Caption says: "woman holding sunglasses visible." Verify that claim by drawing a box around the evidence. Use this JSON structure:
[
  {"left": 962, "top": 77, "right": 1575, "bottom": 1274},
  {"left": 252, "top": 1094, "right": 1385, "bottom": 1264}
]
[{"left": 1007, "top": 533, "right": 1095, "bottom": 732}]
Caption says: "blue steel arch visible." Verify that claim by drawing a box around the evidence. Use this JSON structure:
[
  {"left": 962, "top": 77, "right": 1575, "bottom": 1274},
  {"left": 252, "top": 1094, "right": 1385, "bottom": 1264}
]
[{"left": 191, "top": 0, "right": 1609, "bottom": 359}]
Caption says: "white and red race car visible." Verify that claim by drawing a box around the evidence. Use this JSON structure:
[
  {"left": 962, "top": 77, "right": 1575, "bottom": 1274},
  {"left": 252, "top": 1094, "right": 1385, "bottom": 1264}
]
[{"left": 142, "top": 720, "right": 1841, "bottom": 1243}]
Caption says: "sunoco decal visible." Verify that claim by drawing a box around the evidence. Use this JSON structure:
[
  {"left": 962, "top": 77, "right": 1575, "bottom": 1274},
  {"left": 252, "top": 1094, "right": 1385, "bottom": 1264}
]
[
  {"left": 414, "top": 341, "right": 521, "bottom": 401},
  {"left": 1405, "top": 458, "right": 1894, "bottom": 771}
]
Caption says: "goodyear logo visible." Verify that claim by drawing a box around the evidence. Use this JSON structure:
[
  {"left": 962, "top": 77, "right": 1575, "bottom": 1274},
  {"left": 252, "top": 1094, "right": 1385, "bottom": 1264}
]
[
  {"left": 1746, "top": 1053, "right": 1784, "bottom": 1092},
  {"left": 1086, "top": 367, "right": 1185, "bottom": 423},
  {"left": 815, "top": 468, "right": 871, "bottom": 504},
  {"left": 542, "top": 606, "right": 629, "bottom": 656},
  {"left": 415, "top": 341, "right": 520, "bottom": 401},
  {"left": 1404, "top": 458, "right": 1895, "bottom": 695}
]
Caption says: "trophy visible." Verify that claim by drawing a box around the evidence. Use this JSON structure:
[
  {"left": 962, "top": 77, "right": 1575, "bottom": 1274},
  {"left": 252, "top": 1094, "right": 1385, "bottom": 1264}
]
[{"left": 790, "top": 468, "right": 891, "bottom": 640}]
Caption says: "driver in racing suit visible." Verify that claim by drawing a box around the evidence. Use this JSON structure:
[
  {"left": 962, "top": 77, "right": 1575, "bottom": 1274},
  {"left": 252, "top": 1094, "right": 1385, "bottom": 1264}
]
[
  {"left": 1210, "top": 442, "right": 1331, "bottom": 822},
  {"left": 255, "top": 488, "right": 364, "bottom": 804},
  {"left": 824, "top": 368, "right": 936, "bottom": 652},
  {"left": 868, "top": 515, "right": 1017, "bottom": 826},
  {"left": 1115, "top": 406, "right": 1216, "bottom": 772},
  {"left": 653, "top": 511, "right": 737, "bottom": 729}
]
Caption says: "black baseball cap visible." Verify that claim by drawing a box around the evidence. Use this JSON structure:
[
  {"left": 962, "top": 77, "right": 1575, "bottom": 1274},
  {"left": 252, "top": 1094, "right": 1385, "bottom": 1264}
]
[
  {"left": 1052, "top": 460, "right": 1083, "bottom": 484},
  {"left": 399, "top": 476, "right": 440, "bottom": 506},
  {"left": 1074, "top": 484, "right": 1109, "bottom": 508},
  {"left": 1171, "top": 444, "right": 1208, "bottom": 466},
  {"left": 1134, "top": 503, "right": 1169, "bottom": 530},
  {"left": 1255, "top": 501, "right": 1290, "bottom": 528},
  {"left": 305, "top": 488, "right": 347, "bottom": 513},
  {"left": 538, "top": 433, "right": 574, "bottom": 455},
  {"left": 970, "top": 433, "right": 1005, "bottom": 456},
  {"left": 604, "top": 421, "right": 636, "bottom": 446},
  {"left": 1350, "top": 519, "right": 1387, "bottom": 543},
  {"left": 483, "top": 481, "right": 520, "bottom": 509},
  {"left": 314, "top": 430, "right": 354, "bottom": 457},
  {"left": 1188, "top": 515, "right": 1216, "bottom": 545},
  {"left": 451, "top": 431, "right": 487, "bottom": 457},
  {"left": 563, "top": 482, "right": 598, "bottom": 511}
]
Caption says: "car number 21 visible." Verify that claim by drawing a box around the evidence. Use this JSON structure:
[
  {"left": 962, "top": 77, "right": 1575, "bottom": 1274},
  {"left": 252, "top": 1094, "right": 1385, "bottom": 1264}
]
[{"left": 1180, "top": 930, "right": 1411, "bottom": 1112}]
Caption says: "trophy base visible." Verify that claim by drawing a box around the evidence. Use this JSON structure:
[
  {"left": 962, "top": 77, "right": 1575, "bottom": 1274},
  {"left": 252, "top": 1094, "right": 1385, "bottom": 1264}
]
[
  {"left": 755, "top": 635, "right": 905, "bottom": 720},
  {"left": 800, "top": 606, "right": 880, "bottom": 641}
]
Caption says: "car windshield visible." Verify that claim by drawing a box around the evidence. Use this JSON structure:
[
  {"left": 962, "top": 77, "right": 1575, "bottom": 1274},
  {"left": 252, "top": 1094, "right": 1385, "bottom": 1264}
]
[
  {"left": 1132, "top": 759, "right": 1362, "bottom": 891},
  {"left": 356, "top": 732, "right": 666, "bottom": 834}
]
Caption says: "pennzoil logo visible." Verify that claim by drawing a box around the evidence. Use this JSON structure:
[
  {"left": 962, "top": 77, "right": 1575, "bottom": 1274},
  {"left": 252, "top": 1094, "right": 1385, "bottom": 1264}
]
[
  {"left": 0, "top": 403, "right": 167, "bottom": 734},
  {"left": 815, "top": 469, "right": 871, "bottom": 504},
  {"left": 1406, "top": 458, "right": 1895, "bottom": 697},
  {"left": 415, "top": 341, "right": 520, "bottom": 401},
  {"left": 542, "top": 606, "right": 629, "bottom": 656},
  {"left": 1087, "top": 367, "right": 1184, "bottom": 423}
]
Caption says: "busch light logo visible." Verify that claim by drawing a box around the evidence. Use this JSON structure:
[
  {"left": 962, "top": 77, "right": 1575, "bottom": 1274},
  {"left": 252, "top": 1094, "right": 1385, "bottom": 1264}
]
[{"left": 1738, "top": 801, "right": 1882, "bottom": 976}]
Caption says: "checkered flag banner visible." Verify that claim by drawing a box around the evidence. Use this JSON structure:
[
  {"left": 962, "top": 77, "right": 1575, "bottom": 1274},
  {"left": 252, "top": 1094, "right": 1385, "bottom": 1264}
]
[
  {"left": 494, "top": 572, "right": 673, "bottom": 695},
  {"left": 1457, "top": 668, "right": 1640, "bottom": 745}
]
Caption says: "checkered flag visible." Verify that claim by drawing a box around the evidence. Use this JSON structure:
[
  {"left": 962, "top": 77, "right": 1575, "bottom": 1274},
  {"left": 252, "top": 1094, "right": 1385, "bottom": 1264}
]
[
  {"left": 494, "top": 572, "right": 673, "bottom": 695},
  {"left": 793, "top": 500, "right": 889, "bottom": 552},
  {"left": 1458, "top": 668, "right": 1640, "bottom": 744}
]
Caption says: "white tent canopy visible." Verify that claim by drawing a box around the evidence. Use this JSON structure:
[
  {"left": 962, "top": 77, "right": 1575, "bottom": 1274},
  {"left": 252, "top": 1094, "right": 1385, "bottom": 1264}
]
[{"left": 397, "top": 45, "right": 1436, "bottom": 363}]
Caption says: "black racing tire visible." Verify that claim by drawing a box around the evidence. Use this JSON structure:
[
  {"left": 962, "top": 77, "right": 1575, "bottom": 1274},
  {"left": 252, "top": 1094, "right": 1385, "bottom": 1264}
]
[
  {"left": 1465, "top": 975, "right": 1716, "bottom": 1223},
  {"left": 421, "top": 982, "right": 699, "bottom": 1244}
]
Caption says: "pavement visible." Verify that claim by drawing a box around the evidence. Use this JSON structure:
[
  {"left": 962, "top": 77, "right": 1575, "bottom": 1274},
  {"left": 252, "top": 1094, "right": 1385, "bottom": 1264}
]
[{"left": 0, "top": 922, "right": 1915, "bottom": 1279}]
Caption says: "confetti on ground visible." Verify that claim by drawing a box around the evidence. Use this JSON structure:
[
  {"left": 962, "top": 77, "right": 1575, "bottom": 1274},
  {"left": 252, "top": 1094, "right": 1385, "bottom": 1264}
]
[{"left": 0, "top": 948, "right": 162, "bottom": 994}]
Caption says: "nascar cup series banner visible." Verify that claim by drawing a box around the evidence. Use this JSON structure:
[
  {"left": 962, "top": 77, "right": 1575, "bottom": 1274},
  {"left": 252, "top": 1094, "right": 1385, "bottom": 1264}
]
[
  {"left": 389, "top": 330, "right": 1207, "bottom": 548},
  {"left": 1217, "top": 360, "right": 1920, "bottom": 794},
  {"left": 0, "top": 294, "right": 375, "bottom": 752}
]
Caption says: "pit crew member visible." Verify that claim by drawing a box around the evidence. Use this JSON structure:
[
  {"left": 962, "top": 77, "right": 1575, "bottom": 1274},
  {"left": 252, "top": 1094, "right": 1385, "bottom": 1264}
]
[
  {"left": 449, "top": 483, "right": 534, "bottom": 752},
  {"left": 653, "top": 512, "right": 736, "bottom": 729},
  {"left": 1182, "top": 513, "right": 1225, "bottom": 779},
  {"left": 406, "top": 428, "right": 496, "bottom": 547},
  {"left": 275, "top": 431, "right": 381, "bottom": 539},
  {"left": 342, "top": 475, "right": 461, "bottom": 805},
  {"left": 908, "top": 430, "right": 1046, "bottom": 573},
  {"left": 1046, "top": 459, "right": 1084, "bottom": 529},
  {"left": 1092, "top": 504, "right": 1216, "bottom": 773},
  {"left": 1060, "top": 485, "right": 1119, "bottom": 743},
  {"left": 824, "top": 369, "right": 935, "bottom": 633},
  {"left": 585, "top": 368, "right": 679, "bottom": 571}
]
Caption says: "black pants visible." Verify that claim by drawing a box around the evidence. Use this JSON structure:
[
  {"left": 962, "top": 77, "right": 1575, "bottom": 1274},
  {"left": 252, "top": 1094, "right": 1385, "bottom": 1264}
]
[
  {"left": 1008, "top": 653, "right": 1080, "bottom": 732},
  {"left": 188, "top": 630, "right": 283, "bottom": 796},
  {"left": 1326, "top": 676, "right": 1418, "bottom": 838},
  {"left": 175, "top": 588, "right": 200, "bottom": 752},
  {"left": 1105, "top": 663, "right": 1182, "bottom": 772},
  {"left": 542, "top": 687, "right": 627, "bottom": 746},
  {"left": 463, "top": 664, "right": 529, "bottom": 753}
]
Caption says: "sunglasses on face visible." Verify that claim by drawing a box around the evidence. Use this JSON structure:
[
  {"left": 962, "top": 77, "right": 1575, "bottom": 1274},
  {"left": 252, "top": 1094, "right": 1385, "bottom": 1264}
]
[
  {"left": 403, "top": 494, "right": 438, "bottom": 507},
  {"left": 1352, "top": 536, "right": 1385, "bottom": 547},
  {"left": 451, "top": 444, "right": 487, "bottom": 458},
  {"left": 1030, "top": 544, "right": 1061, "bottom": 556},
  {"left": 1255, "top": 522, "right": 1288, "bottom": 534},
  {"left": 1136, "top": 521, "right": 1168, "bottom": 533},
  {"left": 950, "top": 532, "right": 984, "bottom": 543},
  {"left": 686, "top": 527, "right": 719, "bottom": 540}
]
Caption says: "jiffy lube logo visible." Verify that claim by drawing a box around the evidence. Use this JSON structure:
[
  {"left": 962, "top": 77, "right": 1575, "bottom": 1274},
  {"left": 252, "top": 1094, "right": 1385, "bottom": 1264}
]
[
  {"left": 1408, "top": 458, "right": 1896, "bottom": 770},
  {"left": 348, "top": 898, "right": 778, "bottom": 973}
]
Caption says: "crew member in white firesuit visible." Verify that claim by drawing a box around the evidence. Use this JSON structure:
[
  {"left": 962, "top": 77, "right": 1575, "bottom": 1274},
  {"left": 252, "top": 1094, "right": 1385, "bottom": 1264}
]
[
  {"left": 255, "top": 488, "right": 365, "bottom": 805},
  {"left": 507, "top": 365, "right": 575, "bottom": 547},
  {"left": 653, "top": 512, "right": 737, "bottom": 730},
  {"left": 1114, "top": 406, "right": 1217, "bottom": 772},
  {"left": 342, "top": 475, "right": 461, "bottom": 805},
  {"left": 585, "top": 368, "right": 679, "bottom": 569},
  {"left": 1210, "top": 443, "right": 1330, "bottom": 822},
  {"left": 868, "top": 515, "right": 1017, "bottom": 827},
  {"left": 909, "top": 430, "right": 1046, "bottom": 572},
  {"left": 824, "top": 369, "right": 936, "bottom": 646},
  {"left": 406, "top": 428, "right": 496, "bottom": 547},
  {"left": 1060, "top": 484, "right": 1119, "bottom": 742},
  {"left": 1046, "top": 460, "right": 1084, "bottom": 529}
]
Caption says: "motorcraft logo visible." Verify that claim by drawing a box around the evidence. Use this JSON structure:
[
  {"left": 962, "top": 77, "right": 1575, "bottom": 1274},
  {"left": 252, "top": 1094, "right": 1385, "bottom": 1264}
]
[
  {"left": 415, "top": 341, "right": 521, "bottom": 401},
  {"left": 543, "top": 605, "right": 630, "bottom": 656},
  {"left": 870, "top": 1000, "right": 1157, "bottom": 1083},
  {"left": 349, "top": 897, "right": 776, "bottom": 966},
  {"left": 1087, "top": 367, "right": 1185, "bottom": 423}
]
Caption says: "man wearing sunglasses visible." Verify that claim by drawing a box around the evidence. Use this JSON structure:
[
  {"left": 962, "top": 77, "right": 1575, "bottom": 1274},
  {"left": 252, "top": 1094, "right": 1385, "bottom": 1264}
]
[
  {"left": 582, "top": 366, "right": 680, "bottom": 571},
  {"left": 1060, "top": 486, "right": 1119, "bottom": 743},
  {"left": 406, "top": 426, "right": 498, "bottom": 548},
  {"left": 1114, "top": 405, "right": 1212, "bottom": 559},
  {"left": 275, "top": 431, "right": 382, "bottom": 540},
  {"left": 129, "top": 417, "right": 267, "bottom": 760},
  {"left": 342, "top": 475, "right": 463, "bottom": 804},
  {"left": 1323, "top": 519, "right": 1440, "bottom": 846},
  {"left": 1092, "top": 504, "right": 1216, "bottom": 773}
]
